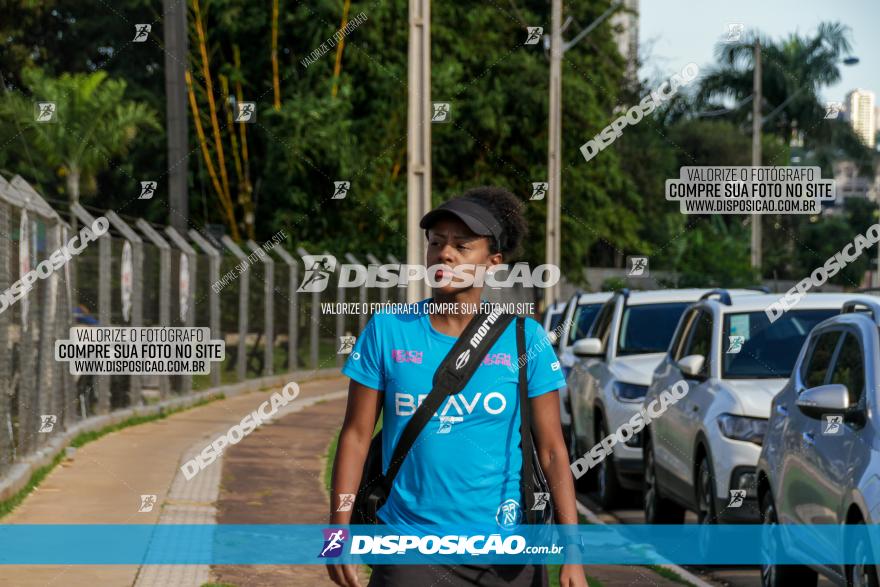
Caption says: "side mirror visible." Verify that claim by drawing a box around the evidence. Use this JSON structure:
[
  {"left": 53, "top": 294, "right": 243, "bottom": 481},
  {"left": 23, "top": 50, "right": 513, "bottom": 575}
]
[
  {"left": 796, "top": 384, "right": 849, "bottom": 419},
  {"left": 573, "top": 338, "right": 603, "bottom": 358},
  {"left": 678, "top": 354, "right": 706, "bottom": 378}
]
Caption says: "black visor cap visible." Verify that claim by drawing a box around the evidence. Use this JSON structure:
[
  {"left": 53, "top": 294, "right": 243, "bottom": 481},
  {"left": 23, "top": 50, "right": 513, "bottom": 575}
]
[{"left": 419, "top": 198, "right": 504, "bottom": 245}]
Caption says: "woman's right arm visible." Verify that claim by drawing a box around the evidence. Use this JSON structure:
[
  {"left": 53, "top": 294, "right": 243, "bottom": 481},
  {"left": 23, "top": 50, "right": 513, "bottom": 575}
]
[
  {"left": 330, "top": 378, "right": 383, "bottom": 522},
  {"left": 327, "top": 379, "right": 383, "bottom": 587}
]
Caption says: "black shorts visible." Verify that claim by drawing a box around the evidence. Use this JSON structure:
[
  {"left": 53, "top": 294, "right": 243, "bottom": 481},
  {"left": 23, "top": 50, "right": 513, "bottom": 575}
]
[{"left": 367, "top": 563, "right": 547, "bottom": 587}]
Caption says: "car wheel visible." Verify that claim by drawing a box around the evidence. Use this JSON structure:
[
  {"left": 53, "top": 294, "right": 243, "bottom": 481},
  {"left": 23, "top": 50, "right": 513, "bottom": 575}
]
[
  {"left": 760, "top": 494, "right": 817, "bottom": 587},
  {"left": 849, "top": 521, "right": 879, "bottom": 587},
  {"left": 596, "top": 420, "right": 621, "bottom": 508},
  {"left": 696, "top": 456, "right": 718, "bottom": 525},
  {"left": 643, "top": 434, "right": 685, "bottom": 524}
]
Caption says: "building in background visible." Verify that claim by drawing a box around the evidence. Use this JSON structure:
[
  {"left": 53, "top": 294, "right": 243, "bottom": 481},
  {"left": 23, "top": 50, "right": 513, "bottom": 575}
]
[
  {"left": 612, "top": 0, "right": 639, "bottom": 79},
  {"left": 845, "top": 89, "right": 876, "bottom": 148}
]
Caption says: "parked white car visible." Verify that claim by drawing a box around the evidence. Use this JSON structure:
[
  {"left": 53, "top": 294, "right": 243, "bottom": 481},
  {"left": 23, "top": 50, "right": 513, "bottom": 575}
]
[
  {"left": 542, "top": 299, "right": 567, "bottom": 338},
  {"left": 644, "top": 292, "right": 869, "bottom": 526},
  {"left": 568, "top": 288, "right": 761, "bottom": 506},
  {"left": 553, "top": 292, "right": 612, "bottom": 430}
]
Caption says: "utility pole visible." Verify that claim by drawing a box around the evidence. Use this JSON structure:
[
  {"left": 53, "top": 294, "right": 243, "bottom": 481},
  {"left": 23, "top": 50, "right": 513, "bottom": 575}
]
[
  {"left": 750, "top": 40, "right": 762, "bottom": 271},
  {"left": 406, "top": 0, "right": 431, "bottom": 303},
  {"left": 164, "top": 0, "right": 189, "bottom": 232},
  {"left": 545, "top": 0, "right": 622, "bottom": 307},
  {"left": 546, "top": 0, "right": 563, "bottom": 308}
]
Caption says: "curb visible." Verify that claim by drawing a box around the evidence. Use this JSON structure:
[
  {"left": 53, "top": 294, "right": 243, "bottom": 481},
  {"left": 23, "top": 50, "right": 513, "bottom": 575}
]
[
  {"left": 574, "top": 501, "right": 715, "bottom": 587},
  {"left": 0, "top": 367, "right": 341, "bottom": 503}
]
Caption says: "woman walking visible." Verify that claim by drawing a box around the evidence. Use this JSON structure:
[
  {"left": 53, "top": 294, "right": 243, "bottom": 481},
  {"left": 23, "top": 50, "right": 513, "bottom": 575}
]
[{"left": 327, "top": 186, "right": 586, "bottom": 587}]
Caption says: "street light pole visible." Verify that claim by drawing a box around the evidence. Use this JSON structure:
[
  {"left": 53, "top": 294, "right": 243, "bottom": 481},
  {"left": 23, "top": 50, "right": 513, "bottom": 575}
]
[
  {"left": 163, "top": 0, "right": 188, "bottom": 232},
  {"left": 750, "top": 40, "right": 762, "bottom": 271},
  {"left": 544, "top": 0, "right": 623, "bottom": 308},
  {"left": 546, "top": 0, "right": 563, "bottom": 308}
]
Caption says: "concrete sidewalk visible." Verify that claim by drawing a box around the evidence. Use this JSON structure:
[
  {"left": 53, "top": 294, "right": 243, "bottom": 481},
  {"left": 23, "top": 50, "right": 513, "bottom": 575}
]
[
  {"left": 0, "top": 372, "right": 689, "bottom": 587},
  {"left": 0, "top": 375, "right": 348, "bottom": 587}
]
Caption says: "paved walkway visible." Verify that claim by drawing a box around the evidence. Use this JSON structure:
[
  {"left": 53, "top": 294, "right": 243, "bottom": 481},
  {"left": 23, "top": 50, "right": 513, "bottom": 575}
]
[
  {"left": 0, "top": 373, "right": 688, "bottom": 587},
  {"left": 0, "top": 375, "right": 348, "bottom": 587}
]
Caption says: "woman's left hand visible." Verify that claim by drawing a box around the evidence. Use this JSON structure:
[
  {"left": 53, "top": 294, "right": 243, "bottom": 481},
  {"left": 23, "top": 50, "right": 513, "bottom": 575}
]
[{"left": 559, "top": 563, "right": 589, "bottom": 587}]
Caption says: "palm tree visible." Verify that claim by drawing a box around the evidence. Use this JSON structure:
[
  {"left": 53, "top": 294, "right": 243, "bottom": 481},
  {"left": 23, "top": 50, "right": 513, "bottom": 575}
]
[
  {"left": 695, "top": 22, "right": 869, "bottom": 165},
  {"left": 5, "top": 68, "right": 159, "bottom": 211}
]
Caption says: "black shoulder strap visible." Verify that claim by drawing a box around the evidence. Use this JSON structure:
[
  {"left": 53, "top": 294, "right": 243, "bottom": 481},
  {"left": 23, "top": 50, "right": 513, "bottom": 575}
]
[
  {"left": 516, "top": 316, "right": 538, "bottom": 512},
  {"left": 383, "top": 307, "right": 515, "bottom": 489}
]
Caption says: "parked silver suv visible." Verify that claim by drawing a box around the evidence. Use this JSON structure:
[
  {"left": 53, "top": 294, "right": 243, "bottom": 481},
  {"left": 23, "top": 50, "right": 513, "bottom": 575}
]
[{"left": 757, "top": 298, "right": 880, "bottom": 587}]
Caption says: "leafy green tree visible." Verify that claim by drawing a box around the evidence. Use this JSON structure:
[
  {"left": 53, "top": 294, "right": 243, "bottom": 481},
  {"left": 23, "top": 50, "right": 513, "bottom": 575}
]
[
  {"left": 1, "top": 69, "right": 159, "bottom": 211},
  {"left": 794, "top": 198, "right": 877, "bottom": 288},
  {"left": 667, "top": 216, "right": 757, "bottom": 287}
]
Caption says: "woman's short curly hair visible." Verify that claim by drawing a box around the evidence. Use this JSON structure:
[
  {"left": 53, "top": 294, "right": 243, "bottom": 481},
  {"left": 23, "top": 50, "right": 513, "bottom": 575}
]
[{"left": 455, "top": 186, "right": 528, "bottom": 258}]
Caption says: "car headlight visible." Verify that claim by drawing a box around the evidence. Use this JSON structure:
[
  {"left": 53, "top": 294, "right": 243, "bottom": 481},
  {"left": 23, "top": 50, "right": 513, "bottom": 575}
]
[
  {"left": 612, "top": 381, "right": 648, "bottom": 402},
  {"left": 717, "top": 414, "right": 768, "bottom": 445}
]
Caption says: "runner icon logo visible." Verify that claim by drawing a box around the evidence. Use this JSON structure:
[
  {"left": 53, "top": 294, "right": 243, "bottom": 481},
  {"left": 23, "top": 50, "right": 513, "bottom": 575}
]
[
  {"left": 138, "top": 494, "right": 157, "bottom": 512},
  {"left": 727, "top": 489, "right": 746, "bottom": 508},
  {"left": 727, "top": 335, "right": 745, "bottom": 354},
  {"left": 336, "top": 493, "right": 355, "bottom": 512},
  {"left": 524, "top": 27, "right": 543, "bottom": 45},
  {"left": 332, "top": 181, "right": 350, "bottom": 200},
  {"left": 437, "top": 416, "right": 462, "bottom": 434},
  {"left": 235, "top": 102, "right": 256, "bottom": 123},
  {"left": 825, "top": 102, "right": 843, "bottom": 119},
  {"left": 627, "top": 256, "right": 649, "bottom": 277},
  {"left": 133, "top": 24, "right": 151, "bottom": 42},
  {"left": 823, "top": 414, "right": 843, "bottom": 436},
  {"left": 432, "top": 102, "right": 451, "bottom": 123},
  {"left": 496, "top": 498, "right": 522, "bottom": 530},
  {"left": 532, "top": 492, "right": 550, "bottom": 511},
  {"left": 35, "top": 102, "right": 56, "bottom": 122},
  {"left": 338, "top": 336, "right": 356, "bottom": 355},
  {"left": 139, "top": 181, "right": 157, "bottom": 200},
  {"left": 530, "top": 182, "right": 548, "bottom": 200},
  {"left": 726, "top": 23, "right": 744, "bottom": 42},
  {"left": 298, "top": 255, "right": 338, "bottom": 292},
  {"left": 319, "top": 528, "right": 348, "bottom": 558},
  {"left": 38, "top": 415, "right": 57, "bottom": 433}
]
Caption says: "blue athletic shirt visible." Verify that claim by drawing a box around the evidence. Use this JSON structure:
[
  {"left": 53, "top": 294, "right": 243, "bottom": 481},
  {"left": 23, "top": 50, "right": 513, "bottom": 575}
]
[{"left": 341, "top": 299, "right": 565, "bottom": 533}]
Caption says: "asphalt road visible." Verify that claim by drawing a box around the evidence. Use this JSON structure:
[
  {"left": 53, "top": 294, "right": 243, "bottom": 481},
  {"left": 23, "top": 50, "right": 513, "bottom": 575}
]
[{"left": 574, "top": 490, "right": 835, "bottom": 587}]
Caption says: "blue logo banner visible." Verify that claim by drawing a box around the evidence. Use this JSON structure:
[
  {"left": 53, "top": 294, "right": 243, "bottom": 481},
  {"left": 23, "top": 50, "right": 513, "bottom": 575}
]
[{"left": 0, "top": 524, "right": 875, "bottom": 565}]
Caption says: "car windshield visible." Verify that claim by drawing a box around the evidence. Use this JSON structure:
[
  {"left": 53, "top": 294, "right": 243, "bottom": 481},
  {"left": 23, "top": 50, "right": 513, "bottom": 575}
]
[
  {"left": 617, "top": 302, "right": 691, "bottom": 356},
  {"left": 548, "top": 310, "right": 565, "bottom": 333},
  {"left": 722, "top": 309, "right": 837, "bottom": 379},
  {"left": 568, "top": 303, "right": 602, "bottom": 345}
]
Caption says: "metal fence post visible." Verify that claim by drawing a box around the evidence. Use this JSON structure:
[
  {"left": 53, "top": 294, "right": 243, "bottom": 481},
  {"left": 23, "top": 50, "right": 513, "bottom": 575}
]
[
  {"left": 165, "top": 226, "right": 197, "bottom": 394},
  {"left": 222, "top": 236, "right": 250, "bottom": 382},
  {"left": 7, "top": 177, "right": 61, "bottom": 451},
  {"left": 136, "top": 219, "right": 172, "bottom": 398},
  {"left": 273, "top": 247, "right": 299, "bottom": 373},
  {"left": 246, "top": 240, "right": 274, "bottom": 377},
  {"left": 189, "top": 230, "right": 221, "bottom": 388},
  {"left": 106, "top": 212, "right": 143, "bottom": 406},
  {"left": 0, "top": 180, "right": 12, "bottom": 468},
  {"left": 297, "top": 247, "right": 320, "bottom": 370},
  {"left": 71, "top": 203, "right": 112, "bottom": 412}
]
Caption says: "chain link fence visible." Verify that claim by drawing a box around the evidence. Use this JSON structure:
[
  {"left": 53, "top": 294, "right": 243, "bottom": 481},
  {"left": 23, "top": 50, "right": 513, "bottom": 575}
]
[{"left": 0, "top": 173, "right": 398, "bottom": 478}]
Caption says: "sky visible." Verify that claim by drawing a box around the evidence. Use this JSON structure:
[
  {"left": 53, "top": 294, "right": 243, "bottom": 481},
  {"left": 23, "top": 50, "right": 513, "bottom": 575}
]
[{"left": 638, "top": 0, "right": 879, "bottom": 104}]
